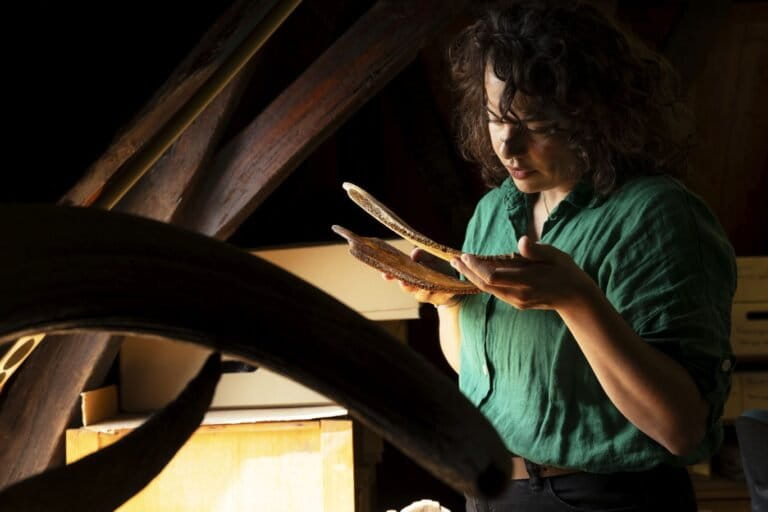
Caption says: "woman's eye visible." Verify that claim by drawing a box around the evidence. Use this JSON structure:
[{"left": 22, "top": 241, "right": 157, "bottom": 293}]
[
  {"left": 487, "top": 116, "right": 518, "bottom": 127},
  {"left": 528, "top": 123, "right": 558, "bottom": 134}
]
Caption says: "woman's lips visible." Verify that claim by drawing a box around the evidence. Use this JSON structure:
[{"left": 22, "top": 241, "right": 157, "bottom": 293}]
[{"left": 508, "top": 167, "right": 534, "bottom": 179}]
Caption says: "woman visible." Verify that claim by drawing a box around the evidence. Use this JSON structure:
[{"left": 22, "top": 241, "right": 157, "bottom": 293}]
[{"left": 388, "top": 1, "right": 736, "bottom": 510}]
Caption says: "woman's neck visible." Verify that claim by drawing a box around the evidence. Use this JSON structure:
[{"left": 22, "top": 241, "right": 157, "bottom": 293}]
[
  {"left": 540, "top": 186, "right": 572, "bottom": 214},
  {"left": 528, "top": 186, "right": 575, "bottom": 242}
]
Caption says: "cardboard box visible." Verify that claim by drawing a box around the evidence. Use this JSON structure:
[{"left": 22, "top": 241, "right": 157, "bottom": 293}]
[
  {"left": 722, "top": 372, "right": 768, "bottom": 419},
  {"left": 741, "top": 372, "right": 768, "bottom": 411},
  {"left": 731, "top": 302, "right": 768, "bottom": 356},
  {"left": 734, "top": 257, "right": 768, "bottom": 303},
  {"left": 254, "top": 239, "right": 420, "bottom": 321},
  {"left": 730, "top": 257, "right": 768, "bottom": 357},
  {"left": 120, "top": 336, "right": 337, "bottom": 412},
  {"left": 120, "top": 240, "right": 418, "bottom": 412},
  {"left": 121, "top": 325, "right": 408, "bottom": 411}
]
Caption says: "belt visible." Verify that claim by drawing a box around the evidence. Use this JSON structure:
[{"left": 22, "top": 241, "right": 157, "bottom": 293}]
[{"left": 511, "top": 456, "right": 581, "bottom": 480}]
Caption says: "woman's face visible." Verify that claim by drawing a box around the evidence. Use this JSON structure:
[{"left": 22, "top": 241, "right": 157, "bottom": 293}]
[{"left": 484, "top": 65, "right": 581, "bottom": 195}]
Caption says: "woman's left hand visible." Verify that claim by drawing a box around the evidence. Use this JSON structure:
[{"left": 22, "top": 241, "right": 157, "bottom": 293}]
[{"left": 451, "top": 235, "right": 598, "bottom": 311}]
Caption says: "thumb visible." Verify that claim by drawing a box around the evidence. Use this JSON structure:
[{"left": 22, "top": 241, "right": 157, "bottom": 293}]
[
  {"left": 410, "top": 247, "right": 427, "bottom": 262},
  {"left": 518, "top": 235, "right": 558, "bottom": 262}
]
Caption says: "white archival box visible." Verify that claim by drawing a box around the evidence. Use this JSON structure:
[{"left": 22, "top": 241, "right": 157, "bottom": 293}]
[
  {"left": 731, "top": 257, "right": 768, "bottom": 357},
  {"left": 734, "top": 256, "right": 768, "bottom": 303},
  {"left": 120, "top": 239, "right": 419, "bottom": 412}
]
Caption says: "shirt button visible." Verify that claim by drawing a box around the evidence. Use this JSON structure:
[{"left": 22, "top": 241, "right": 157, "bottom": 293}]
[
  {"left": 721, "top": 359, "right": 732, "bottom": 372},
  {"left": 482, "top": 363, "right": 488, "bottom": 375}
]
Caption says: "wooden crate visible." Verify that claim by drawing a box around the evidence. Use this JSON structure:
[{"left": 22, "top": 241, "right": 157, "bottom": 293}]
[{"left": 67, "top": 419, "right": 355, "bottom": 512}]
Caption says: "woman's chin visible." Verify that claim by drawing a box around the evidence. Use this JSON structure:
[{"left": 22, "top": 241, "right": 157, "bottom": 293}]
[{"left": 511, "top": 177, "right": 542, "bottom": 193}]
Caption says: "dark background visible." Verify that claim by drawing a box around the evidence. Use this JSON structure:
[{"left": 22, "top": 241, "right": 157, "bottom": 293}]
[{"left": 8, "top": 1, "right": 235, "bottom": 202}]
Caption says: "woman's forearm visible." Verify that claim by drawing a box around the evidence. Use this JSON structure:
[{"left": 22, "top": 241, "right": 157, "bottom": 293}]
[
  {"left": 436, "top": 303, "right": 462, "bottom": 374},
  {"left": 558, "top": 283, "right": 709, "bottom": 456}
]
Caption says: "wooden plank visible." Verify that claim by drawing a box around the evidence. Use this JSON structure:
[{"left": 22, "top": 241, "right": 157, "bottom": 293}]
[
  {"left": 718, "top": 12, "right": 768, "bottom": 254},
  {"left": 173, "top": 0, "right": 470, "bottom": 240},
  {"left": 60, "top": 0, "right": 285, "bottom": 207},
  {"left": 685, "top": 7, "right": 743, "bottom": 219},
  {"left": 321, "top": 420, "right": 355, "bottom": 512},
  {"left": 662, "top": 0, "right": 732, "bottom": 90},
  {"left": 687, "top": 4, "right": 768, "bottom": 254},
  {"left": 65, "top": 429, "right": 101, "bottom": 465}
]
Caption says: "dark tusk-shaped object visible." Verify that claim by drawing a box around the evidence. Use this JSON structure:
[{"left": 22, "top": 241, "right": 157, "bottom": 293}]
[{"left": 0, "top": 204, "right": 510, "bottom": 498}]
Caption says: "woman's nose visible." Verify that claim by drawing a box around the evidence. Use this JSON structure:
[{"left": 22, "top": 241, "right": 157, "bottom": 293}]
[{"left": 499, "top": 129, "right": 527, "bottom": 157}]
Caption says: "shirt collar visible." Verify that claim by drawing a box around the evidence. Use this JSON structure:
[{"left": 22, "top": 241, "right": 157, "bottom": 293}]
[
  {"left": 501, "top": 177, "right": 603, "bottom": 211},
  {"left": 563, "top": 180, "right": 603, "bottom": 209}
]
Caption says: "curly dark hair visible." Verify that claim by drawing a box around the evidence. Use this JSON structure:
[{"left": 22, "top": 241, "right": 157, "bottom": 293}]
[{"left": 448, "top": 0, "right": 693, "bottom": 194}]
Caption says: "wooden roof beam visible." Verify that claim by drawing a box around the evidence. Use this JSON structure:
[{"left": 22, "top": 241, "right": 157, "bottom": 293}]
[
  {"left": 173, "top": 0, "right": 470, "bottom": 239},
  {"left": 60, "top": 0, "right": 291, "bottom": 208}
]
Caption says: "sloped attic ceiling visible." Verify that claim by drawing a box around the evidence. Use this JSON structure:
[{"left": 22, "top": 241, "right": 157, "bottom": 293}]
[{"left": 10, "top": 0, "right": 481, "bottom": 250}]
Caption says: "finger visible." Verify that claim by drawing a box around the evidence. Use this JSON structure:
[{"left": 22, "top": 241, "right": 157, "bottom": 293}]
[
  {"left": 518, "top": 235, "right": 562, "bottom": 263},
  {"left": 459, "top": 254, "right": 497, "bottom": 283},
  {"left": 484, "top": 264, "right": 541, "bottom": 287},
  {"left": 412, "top": 247, "right": 440, "bottom": 267},
  {"left": 451, "top": 258, "right": 490, "bottom": 291},
  {"left": 461, "top": 254, "right": 528, "bottom": 287},
  {"left": 485, "top": 267, "right": 529, "bottom": 287},
  {"left": 414, "top": 290, "right": 436, "bottom": 303}
]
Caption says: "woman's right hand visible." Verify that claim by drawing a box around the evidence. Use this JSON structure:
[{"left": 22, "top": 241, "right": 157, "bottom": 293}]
[{"left": 382, "top": 248, "right": 460, "bottom": 307}]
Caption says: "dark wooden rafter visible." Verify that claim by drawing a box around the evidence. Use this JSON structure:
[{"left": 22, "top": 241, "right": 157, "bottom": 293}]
[
  {"left": 173, "top": 0, "right": 470, "bottom": 239},
  {"left": 114, "top": 68, "right": 255, "bottom": 221},
  {"left": 60, "top": 0, "right": 286, "bottom": 208}
]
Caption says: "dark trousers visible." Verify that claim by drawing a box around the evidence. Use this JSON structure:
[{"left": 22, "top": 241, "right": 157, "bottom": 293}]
[{"left": 466, "top": 463, "right": 697, "bottom": 512}]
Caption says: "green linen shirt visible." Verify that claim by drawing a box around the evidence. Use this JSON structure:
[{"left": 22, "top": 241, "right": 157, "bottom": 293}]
[{"left": 458, "top": 175, "right": 736, "bottom": 472}]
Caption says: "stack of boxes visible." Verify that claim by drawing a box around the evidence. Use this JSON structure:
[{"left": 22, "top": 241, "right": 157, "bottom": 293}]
[
  {"left": 692, "top": 257, "right": 767, "bottom": 486},
  {"left": 724, "top": 256, "right": 768, "bottom": 420}
]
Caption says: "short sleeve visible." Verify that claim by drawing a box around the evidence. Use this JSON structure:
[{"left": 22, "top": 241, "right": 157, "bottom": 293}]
[{"left": 599, "top": 180, "right": 736, "bottom": 428}]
